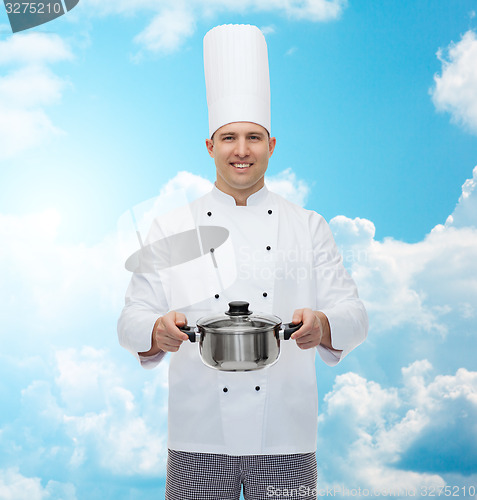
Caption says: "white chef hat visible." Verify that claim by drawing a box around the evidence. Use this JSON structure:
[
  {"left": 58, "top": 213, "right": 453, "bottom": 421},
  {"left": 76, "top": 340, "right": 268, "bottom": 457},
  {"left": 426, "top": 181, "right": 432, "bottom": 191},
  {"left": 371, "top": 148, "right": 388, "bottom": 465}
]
[{"left": 204, "top": 24, "right": 271, "bottom": 138}]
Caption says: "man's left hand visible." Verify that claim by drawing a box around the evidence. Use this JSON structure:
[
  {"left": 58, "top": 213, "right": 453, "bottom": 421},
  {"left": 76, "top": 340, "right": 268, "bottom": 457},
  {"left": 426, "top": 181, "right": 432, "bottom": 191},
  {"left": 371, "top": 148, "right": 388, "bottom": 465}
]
[{"left": 290, "top": 308, "right": 332, "bottom": 350}]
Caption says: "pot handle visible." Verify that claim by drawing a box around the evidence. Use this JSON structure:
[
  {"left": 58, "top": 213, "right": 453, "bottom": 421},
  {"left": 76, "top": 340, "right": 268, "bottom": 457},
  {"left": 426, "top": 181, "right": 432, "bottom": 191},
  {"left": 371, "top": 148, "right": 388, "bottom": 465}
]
[
  {"left": 179, "top": 325, "right": 198, "bottom": 343},
  {"left": 281, "top": 322, "right": 303, "bottom": 341}
]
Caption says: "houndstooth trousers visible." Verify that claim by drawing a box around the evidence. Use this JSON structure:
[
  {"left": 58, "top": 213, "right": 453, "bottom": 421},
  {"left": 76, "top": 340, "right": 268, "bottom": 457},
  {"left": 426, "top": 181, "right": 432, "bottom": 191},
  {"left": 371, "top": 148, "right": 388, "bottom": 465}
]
[{"left": 165, "top": 449, "right": 318, "bottom": 500}]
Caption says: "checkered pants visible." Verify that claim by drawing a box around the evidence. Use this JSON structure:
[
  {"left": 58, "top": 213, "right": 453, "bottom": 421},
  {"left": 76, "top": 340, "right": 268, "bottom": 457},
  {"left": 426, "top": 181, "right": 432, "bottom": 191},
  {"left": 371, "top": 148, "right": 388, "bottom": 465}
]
[{"left": 165, "top": 449, "right": 317, "bottom": 500}]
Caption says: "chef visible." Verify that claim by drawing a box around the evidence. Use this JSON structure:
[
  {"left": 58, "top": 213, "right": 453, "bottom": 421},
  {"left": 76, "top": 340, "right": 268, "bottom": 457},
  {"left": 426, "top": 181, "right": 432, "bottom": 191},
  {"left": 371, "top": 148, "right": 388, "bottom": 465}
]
[{"left": 118, "top": 24, "right": 368, "bottom": 500}]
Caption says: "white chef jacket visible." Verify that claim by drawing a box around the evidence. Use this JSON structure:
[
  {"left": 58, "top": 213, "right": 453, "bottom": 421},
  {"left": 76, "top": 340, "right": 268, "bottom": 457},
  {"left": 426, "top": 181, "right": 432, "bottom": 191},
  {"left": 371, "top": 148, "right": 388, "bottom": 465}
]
[{"left": 118, "top": 184, "right": 368, "bottom": 456}]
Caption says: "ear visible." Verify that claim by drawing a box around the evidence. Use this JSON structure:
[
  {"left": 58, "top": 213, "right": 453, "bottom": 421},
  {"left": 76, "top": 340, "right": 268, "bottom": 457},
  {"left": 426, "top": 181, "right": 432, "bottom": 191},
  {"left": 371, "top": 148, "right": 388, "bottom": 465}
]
[
  {"left": 205, "top": 138, "right": 215, "bottom": 158},
  {"left": 268, "top": 137, "right": 277, "bottom": 158}
]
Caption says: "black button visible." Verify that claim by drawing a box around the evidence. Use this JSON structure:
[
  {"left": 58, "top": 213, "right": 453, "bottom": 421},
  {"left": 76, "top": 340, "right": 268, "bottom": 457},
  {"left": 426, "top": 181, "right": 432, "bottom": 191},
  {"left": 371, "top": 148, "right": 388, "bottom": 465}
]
[
  {"left": 223, "top": 387, "right": 228, "bottom": 393},
  {"left": 255, "top": 386, "right": 261, "bottom": 391},
  {"left": 215, "top": 294, "right": 220, "bottom": 299},
  {"left": 207, "top": 211, "right": 212, "bottom": 216},
  {"left": 266, "top": 246, "right": 271, "bottom": 251},
  {"left": 268, "top": 209, "right": 273, "bottom": 215},
  {"left": 210, "top": 248, "right": 215, "bottom": 253},
  {"left": 263, "top": 292, "right": 268, "bottom": 297}
]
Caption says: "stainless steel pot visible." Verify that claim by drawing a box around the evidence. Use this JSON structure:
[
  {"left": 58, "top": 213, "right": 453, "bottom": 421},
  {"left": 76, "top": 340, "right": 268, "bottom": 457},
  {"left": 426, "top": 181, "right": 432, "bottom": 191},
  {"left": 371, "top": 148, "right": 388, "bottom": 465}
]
[{"left": 180, "top": 301, "right": 302, "bottom": 372}]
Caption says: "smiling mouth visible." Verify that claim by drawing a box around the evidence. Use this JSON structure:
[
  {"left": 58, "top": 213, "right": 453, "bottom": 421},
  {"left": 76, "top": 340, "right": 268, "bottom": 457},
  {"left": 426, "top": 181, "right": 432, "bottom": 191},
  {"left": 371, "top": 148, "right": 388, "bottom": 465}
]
[{"left": 231, "top": 163, "right": 251, "bottom": 169}]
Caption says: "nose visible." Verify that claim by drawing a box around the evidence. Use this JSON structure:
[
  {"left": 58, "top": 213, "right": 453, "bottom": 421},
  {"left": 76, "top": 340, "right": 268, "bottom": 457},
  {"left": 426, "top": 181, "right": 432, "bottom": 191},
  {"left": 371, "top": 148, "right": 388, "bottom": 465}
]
[{"left": 234, "top": 137, "right": 249, "bottom": 158}]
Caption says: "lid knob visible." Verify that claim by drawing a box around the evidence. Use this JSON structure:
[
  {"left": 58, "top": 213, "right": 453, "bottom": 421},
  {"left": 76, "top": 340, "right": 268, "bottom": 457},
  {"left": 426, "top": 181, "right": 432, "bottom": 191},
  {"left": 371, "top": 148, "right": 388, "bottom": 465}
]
[{"left": 226, "top": 301, "right": 252, "bottom": 316}]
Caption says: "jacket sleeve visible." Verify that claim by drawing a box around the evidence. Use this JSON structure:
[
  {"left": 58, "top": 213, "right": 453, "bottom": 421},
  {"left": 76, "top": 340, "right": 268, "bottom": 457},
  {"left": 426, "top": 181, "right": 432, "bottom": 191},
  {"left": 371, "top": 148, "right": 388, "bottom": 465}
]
[
  {"left": 117, "top": 219, "right": 170, "bottom": 369},
  {"left": 310, "top": 213, "right": 368, "bottom": 366},
  {"left": 117, "top": 271, "right": 168, "bottom": 368}
]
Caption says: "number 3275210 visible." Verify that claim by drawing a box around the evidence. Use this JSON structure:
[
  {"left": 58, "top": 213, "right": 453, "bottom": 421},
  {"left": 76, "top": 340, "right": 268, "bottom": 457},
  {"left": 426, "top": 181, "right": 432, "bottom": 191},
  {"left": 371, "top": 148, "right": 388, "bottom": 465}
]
[{"left": 5, "top": 3, "right": 62, "bottom": 14}]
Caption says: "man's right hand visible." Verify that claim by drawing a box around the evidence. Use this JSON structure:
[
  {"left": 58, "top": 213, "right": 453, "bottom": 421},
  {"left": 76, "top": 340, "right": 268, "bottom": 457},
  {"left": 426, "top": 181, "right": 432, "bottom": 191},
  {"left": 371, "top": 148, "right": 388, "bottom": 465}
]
[{"left": 139, "top": 311, "right": 189, "bottom": 357}]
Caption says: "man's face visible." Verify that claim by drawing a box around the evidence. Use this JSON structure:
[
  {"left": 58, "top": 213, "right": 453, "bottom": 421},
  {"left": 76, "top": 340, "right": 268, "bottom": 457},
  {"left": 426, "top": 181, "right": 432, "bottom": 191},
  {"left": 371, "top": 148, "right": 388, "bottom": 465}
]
[{"left": 206, "top": 122, "right": 276, "bottom": 203}]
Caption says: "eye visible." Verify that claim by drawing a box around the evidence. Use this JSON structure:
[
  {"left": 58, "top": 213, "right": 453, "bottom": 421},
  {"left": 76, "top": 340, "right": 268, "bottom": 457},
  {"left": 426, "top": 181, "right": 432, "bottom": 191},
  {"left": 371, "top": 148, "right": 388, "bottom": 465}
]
[
  {"left": 223, "top": 136, "right": 234, "bottom": 141},
  {"left": 249, "top": 135, "right": 261, "bottom": 141}
]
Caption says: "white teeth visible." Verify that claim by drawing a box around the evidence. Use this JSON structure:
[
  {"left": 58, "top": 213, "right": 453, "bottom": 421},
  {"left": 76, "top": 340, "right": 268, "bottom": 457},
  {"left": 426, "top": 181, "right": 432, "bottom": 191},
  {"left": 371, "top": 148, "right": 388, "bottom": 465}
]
[{"left": 232, "top": 163, "right": 250, "bottom": 168}]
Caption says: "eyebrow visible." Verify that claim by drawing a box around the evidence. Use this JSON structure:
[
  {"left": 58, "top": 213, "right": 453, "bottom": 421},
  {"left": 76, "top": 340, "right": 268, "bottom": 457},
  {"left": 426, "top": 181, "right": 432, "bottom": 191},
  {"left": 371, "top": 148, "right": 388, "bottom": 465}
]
[{"left": 218, "top": 131, "right": 266, "bottom": 138}]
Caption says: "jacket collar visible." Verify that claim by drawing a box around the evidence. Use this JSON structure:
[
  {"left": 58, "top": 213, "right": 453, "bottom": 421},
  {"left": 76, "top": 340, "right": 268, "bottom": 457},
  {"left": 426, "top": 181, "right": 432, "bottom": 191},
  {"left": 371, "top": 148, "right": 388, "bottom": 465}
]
[{"left": 211, "top": 184, "right": 269, "bottom": 207}]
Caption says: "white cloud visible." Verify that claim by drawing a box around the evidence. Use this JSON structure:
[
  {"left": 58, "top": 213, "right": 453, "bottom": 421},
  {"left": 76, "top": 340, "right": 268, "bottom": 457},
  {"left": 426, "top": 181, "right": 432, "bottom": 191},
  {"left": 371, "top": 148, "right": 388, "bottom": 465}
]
[
  {"left": 5, "top": 347, "right": 169, "bottom": 478},
  {"left": 0, "top": 32, "right": 73, "bottom": 66},
  {"left": 0, "top": 467, "right": 76, "bottom": 500},
  {"left": 0, "top": 105, "right": 63, "bottom": 158},
  {"left": 133, "top": 8, "right": 195, "bottom": 55},
  {"left": 260, "top": 25, "right": 276, "bottom": 36},
  {"left": 0, "top": 66, "right": 67, "bottom": 107},
  {"left": 431, "top": 30, "right": 477, "bottom": 135},
  {"left": 157, "top": 170, "right": 213, "bottom": 201},
  {"left": 0, "top": 209, "right": 128, "bottom": 343},
  {"left": 330, "top": 215, "right": 375, "bottom": 248},
  {"left": 55, "top": 347, "right": 123, "bottom": 415},
  {"left": 83, "top": 0, "right": 347, "bottom": 20},
  {"left": 78, "top": 0, "right": 159, "bottom": 16},
  {"left": 81, "top": 0, "right": 346, "bottom": 54},
  {"left": 0, "top": 468, "right": 45, "bottom": 500},
  {"left": 318, "top": 360, "right": 477, "bottom": 492},
  {"left": 0, "top": 33, "right": 73, "bottom": 159},
  {"left": 266, "top": 167, "right": 309, "bottom": 206},
  {"left": 283, "top": 0, "right": 347, "bottom": 21},
  {"left": 445, "top": 165, "right": 477, "bottom": 229},
  {"left": 330, "top": 167, "right": 477, "bottom": 336},
  {"left": 56, "top": 347, "right": 168, "bottom": 476}
]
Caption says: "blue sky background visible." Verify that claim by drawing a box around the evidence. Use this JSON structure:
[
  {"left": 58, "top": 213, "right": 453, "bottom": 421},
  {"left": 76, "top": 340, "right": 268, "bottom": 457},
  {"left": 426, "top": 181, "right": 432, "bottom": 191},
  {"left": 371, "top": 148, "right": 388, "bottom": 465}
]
[{"left": 1, "top": 1, "right": 476, "bottom": 498}]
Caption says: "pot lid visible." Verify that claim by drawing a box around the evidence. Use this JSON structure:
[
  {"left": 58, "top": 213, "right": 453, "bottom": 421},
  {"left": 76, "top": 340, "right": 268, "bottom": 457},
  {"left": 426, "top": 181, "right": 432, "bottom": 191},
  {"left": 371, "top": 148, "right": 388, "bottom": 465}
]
[{"left": 197, "top": 301, "right": 282, "bottom": 333}]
